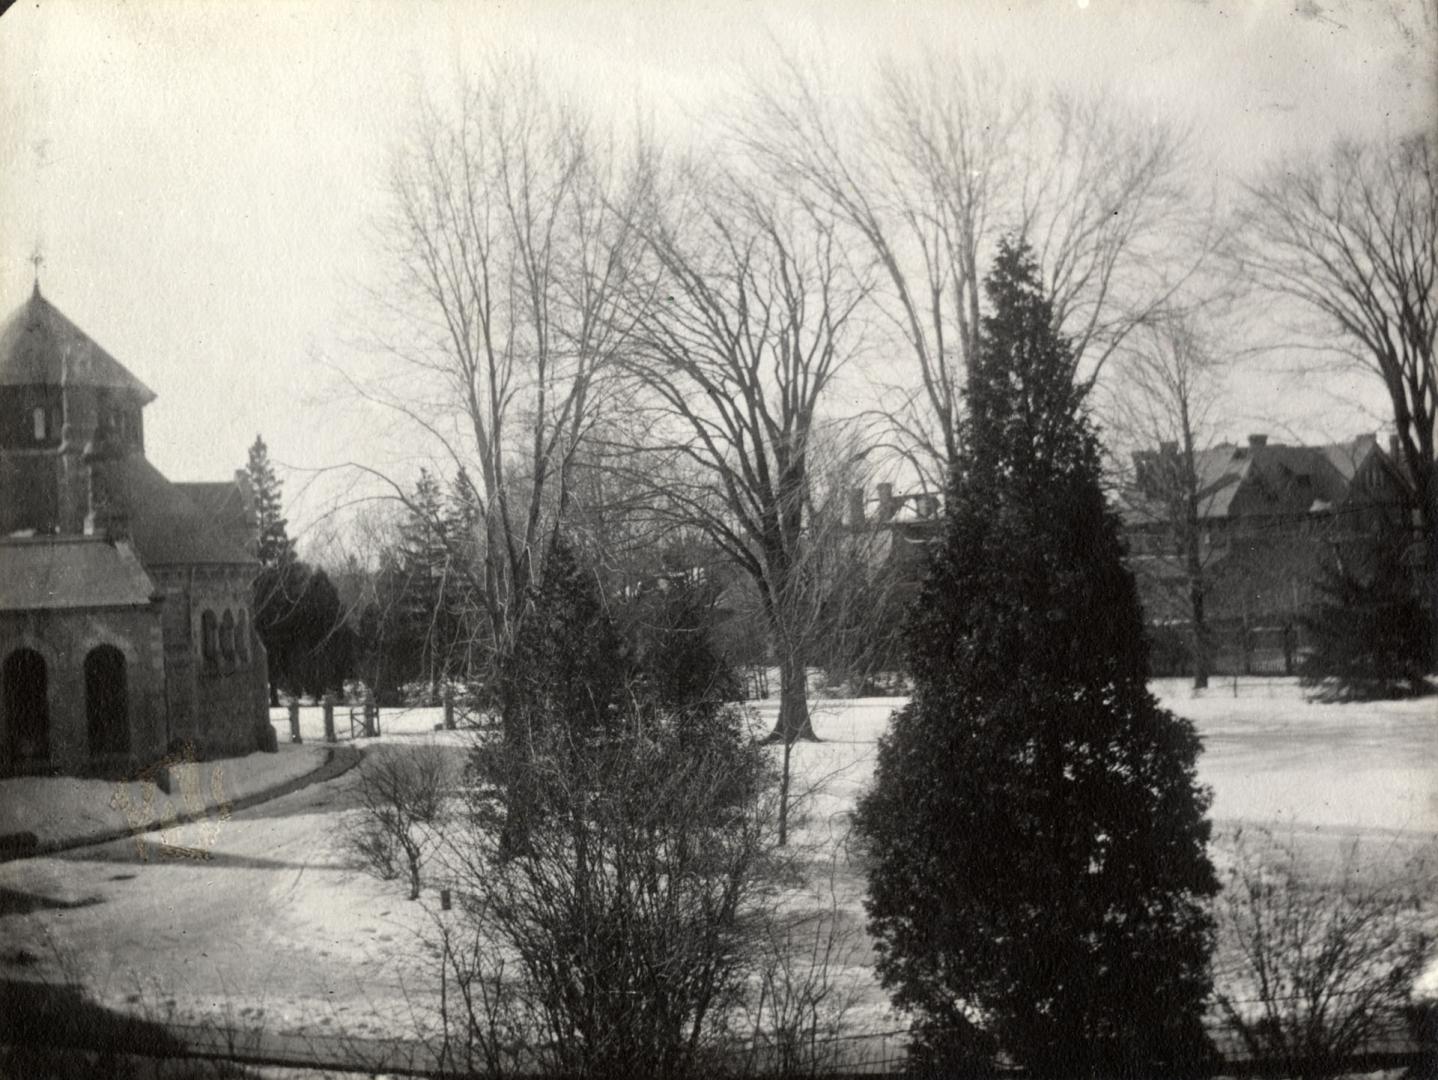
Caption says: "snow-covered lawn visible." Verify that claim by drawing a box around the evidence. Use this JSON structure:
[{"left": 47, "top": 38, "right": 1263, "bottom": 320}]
[
  {"left": 745, "top": 680, "right": 1438, "bottom": 1030},
  {"left": 752, "top": 679, "right": 1437, "bottom": 848},
  {"left": 0, "top": 680, "right": 1432, "bottom": 1052},
  {"left": 0, "top": 743, "right": 329, "bottom": 848},
  {"left": 1153, "top": 677, "right": 1436, "bottom": 835}
]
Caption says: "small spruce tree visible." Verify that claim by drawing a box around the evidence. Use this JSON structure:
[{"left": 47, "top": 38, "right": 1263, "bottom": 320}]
[
  {"left": 1300, "top": 522, "right": 1432, "bottom": 701},
  {"left": 490, "top": 535, "right": 628, "bottom": 755},
  {"left": 621, "top": 573, "right": 743, "bottom": 742},
  {"left": 856, "top": 240, "right": 1218, "bottom": 1078}
]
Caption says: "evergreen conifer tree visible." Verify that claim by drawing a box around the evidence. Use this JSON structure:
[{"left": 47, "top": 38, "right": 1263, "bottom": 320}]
[
  {"left": 856, "top": 239, "right": 1218, "bottom": 1078},
  {"left": 622, "top": 573, "right": 742, "bottom": 740},
  {"left": 506, "top": 536, "right": 626, "bottom": 744},
  {"left": 247, "top": 435, "right": 300, "bottom": 704},
  {"left": 246, "top": 435, "right": 293, "bottom": 568},
  {"left": 1300, "top": 521, "right": 1432, "bottom": 700},
  {"left": 397, "top": 468, "right": 457, "bottom": 700}
]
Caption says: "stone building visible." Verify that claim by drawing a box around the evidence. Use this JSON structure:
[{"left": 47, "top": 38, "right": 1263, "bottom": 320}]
[{"left": 0, "top": 284, "right": 270, "bottom": 776}]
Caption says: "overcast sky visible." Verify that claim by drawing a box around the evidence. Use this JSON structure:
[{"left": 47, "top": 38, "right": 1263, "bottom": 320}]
[{"left": 1, "top": 0, "right": 1433, "bottom": 541}]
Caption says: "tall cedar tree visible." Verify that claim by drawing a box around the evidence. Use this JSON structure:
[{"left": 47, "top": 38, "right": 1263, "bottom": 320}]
[
  {"left": 1300, "top": 522, "right": 1432, "bottom": 701},
  {"left": 856, "top": 240, "right": 1218, "bottom": 1078}
]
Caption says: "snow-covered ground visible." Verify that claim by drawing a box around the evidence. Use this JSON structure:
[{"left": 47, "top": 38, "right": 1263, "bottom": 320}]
[
  {"left": 746, "top": 679, "right": 1437, "bottom": 865},
  {"left": 0, "top": 680, "right": 1432, "bottom": 1050},
  {"left": 1153, "top": 677, "right": 1436, "bottom": 835},
  {"left": 0, "top": 743, "right": 330, "bottom": 848}
]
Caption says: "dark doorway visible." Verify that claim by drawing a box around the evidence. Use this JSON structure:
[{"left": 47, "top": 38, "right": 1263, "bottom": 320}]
[
  {"left": 85, "top": 646, "right": 129, "bottom": 757},
  {"left": 3, "top": 649, "right": 49, "bottom": 768}
]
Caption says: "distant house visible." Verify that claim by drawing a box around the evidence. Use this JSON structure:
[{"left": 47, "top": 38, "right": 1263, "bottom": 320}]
[
  {"left": 845, "top": 482, "right": 944, "bottom": 584},
  {"left": 1122, "top": 433, "right": 1417, "bottom": 674},
  {"left": 0, "top": 285, "right": 270, "bottom": 777}
]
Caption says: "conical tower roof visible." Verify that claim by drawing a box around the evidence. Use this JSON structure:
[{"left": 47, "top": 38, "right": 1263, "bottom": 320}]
[{"left": 0, "top": 285, "right": 157, "bottom": 403}]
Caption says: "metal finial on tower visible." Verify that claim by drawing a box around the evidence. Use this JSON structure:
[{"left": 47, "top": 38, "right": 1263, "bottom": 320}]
[{"left": 29, "top": 245, "right": 44, "bottom": 296}]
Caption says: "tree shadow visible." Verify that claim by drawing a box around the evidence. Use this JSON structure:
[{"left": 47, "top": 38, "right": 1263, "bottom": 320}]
[
  {"left": 57, "top": 840, "right": 349, "bottom": 873},
  {"left": 0, "top": 978, "right": 260, "bottom": 1078},
  {"left": 0, "top": 886, "right": 104, "bottom": 917}
]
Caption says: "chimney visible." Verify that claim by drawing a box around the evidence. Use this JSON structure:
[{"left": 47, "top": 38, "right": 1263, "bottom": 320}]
[
  {"left": 1248, "top": 433, "right": 1268, "bottom": 450},
  {"left": 877, "top": 482, "right": 897, "bottom": 523},
  {"left": 847, "top": 486, "right": 865, "bottom": 529}
]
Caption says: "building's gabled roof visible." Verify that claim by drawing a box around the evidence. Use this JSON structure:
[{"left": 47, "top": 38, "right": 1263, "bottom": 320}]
[
  {"left": 1122, "top": 444, "right": 1243, "bottom": 526},
  {"left": 1128, "top": 434, "right": 1404, "bottom": 525},
  {"left": 0, "top": 286, "right": 157, "bottom": 404},
  {"left": 115, "top": 456, "right": 256, "bottom": 567},
  {"left": 173, "top": 473, "right": 257, "bottom": 555},
  {"left": 0, "top": 537, "right": 156, "bottom": 611},
  {"left": 1190, "top": 443, "right": 1247, "bottom": 517}
]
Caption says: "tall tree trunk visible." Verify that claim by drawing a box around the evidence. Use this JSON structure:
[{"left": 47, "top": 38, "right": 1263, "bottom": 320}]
[
  {"left": 768, "top": 649, "right": 818, "bottom": 744},
  {"left": 1189, "top": 578, "right": 1210, "bottom": 690}
]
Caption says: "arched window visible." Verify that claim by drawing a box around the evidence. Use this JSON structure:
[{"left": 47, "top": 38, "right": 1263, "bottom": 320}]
[
  {"left": 85, "top": 645, "right": 129, "bottom": 757},
  {"left": 220, "top": 610, "right": 237, "bottom": 665},
  {"left": 3, "top": 648, "right": 50, "bottom": 768},
  {"left": 32, "top": 407, "right": 46, "bottom": 442},
  {"left": 201, "top": 610, "right": 218, "bottom": 668}
]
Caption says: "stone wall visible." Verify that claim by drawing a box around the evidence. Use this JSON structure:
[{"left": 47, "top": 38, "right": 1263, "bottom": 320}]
[
  {"left": 0, "top": 452, "right": 60, "bottom": 535},
  {"left": 0, "top": 602, "right": 167, "bottom": 776},
  {"left": 154, "top": 565, "right": 269, "bottom": 758}
]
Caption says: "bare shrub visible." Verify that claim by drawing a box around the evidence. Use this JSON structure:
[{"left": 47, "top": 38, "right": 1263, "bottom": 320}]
[
  {"left": 348, "top": 745, "right": 455, "bottom": 900},
  {"left": 1213, "top": 827, "right": 1436, "bottom": 1078},
  {"left": 428, "top": 913, "right": 529, "bottom": 1079},
  {"left": 440, "top": 719, "right": 784, "bottom": 1079},
  {"left": 743, "top": 891, "right": 862, "bottom": 1078}
]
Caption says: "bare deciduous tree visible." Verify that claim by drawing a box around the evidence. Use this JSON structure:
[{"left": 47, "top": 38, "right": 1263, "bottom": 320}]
[
  {"left": 1235, "top": 133, "right": 1437, "bottom": 651},
  {"left": 1104, "top": 315, "right": 1229, "bottom": 688},
  {"left": 619, "top": 164, "right": 873, "bottom": 746},
  {"left": 350, "top": 60, "right": 651, "bottom": 725},
  {"left": 742, "top": 55, "right": 1208, "bottom": 488}
]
